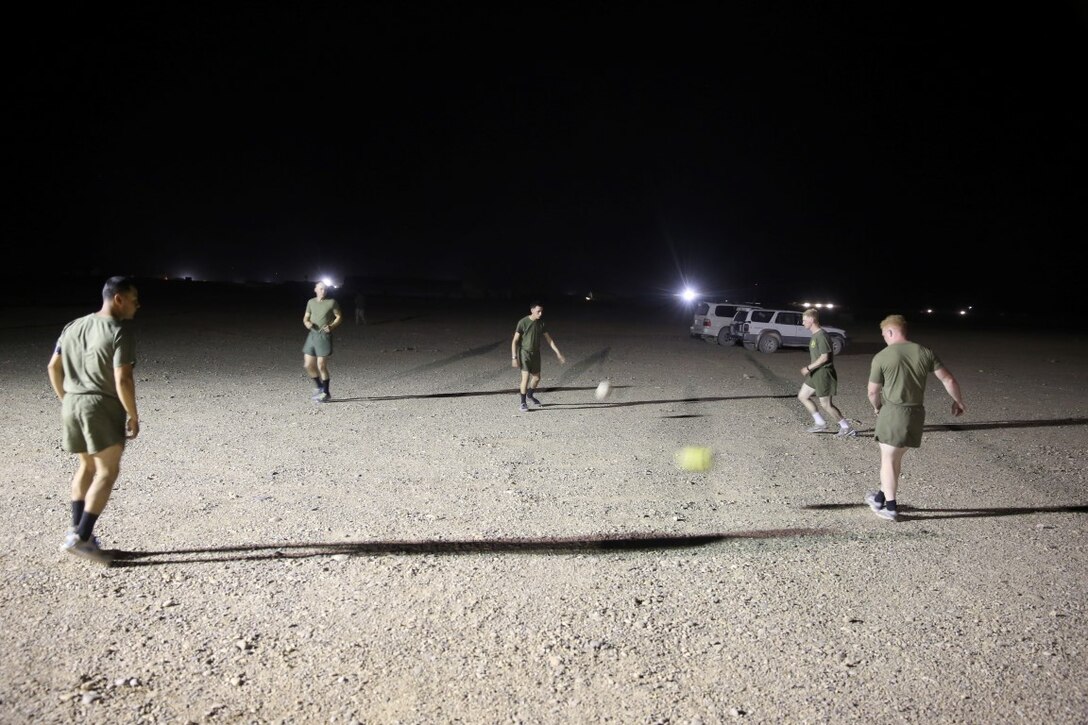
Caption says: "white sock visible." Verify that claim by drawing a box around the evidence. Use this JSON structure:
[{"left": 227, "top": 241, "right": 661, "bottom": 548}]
[{"left": 812, "top": 413, "right": 826, "bottom": 426}]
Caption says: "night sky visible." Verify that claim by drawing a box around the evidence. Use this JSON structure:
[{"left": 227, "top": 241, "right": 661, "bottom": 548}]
[{"left": 11, "top": 3, "right": 1087, "bottom": 310}]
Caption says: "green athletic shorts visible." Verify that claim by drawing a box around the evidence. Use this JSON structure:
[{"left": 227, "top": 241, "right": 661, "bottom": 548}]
[
  {"left": 62, "top": 393, "right": 127, "bottom": 454},
  {"left": 807, "top": 366, "right": 838, "bottom": 397},
  {"left": 518, "top": 349, "right": 541, "bottom": 375},
  {"left": 303, "top": 329, "right": 334, "bottom": 357},
  {"left": 875, "top": 403, "right": 926, "bottom": 448}
]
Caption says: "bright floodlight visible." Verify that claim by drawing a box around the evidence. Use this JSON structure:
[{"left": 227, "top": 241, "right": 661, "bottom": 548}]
[
  {"left": 680, "top": 287, "right": 697, "bottom": 302},
  {"left": 959, "top": 310, "right": 967, "bottom": 315},
  {"left": 321, "top": 277, "right": 334, "bottom": 287},
  {"left": 825, "top": 303, "right": 834, "bottom": 309},
  {"left": 926, "top": 309, "right": 933, "bottom": 314}
]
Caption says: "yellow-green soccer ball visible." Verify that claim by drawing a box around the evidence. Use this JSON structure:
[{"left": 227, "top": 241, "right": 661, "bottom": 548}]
[{"left": 676, "top": 446, "right": 713, "bottom": 472}]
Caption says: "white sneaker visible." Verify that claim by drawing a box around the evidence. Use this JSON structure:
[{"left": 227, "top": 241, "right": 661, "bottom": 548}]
[{"left": 62, "top": 533, "right": 113, "bottom": 565}]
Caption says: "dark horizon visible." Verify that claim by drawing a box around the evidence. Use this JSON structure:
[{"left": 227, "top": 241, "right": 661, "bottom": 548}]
[{"left": 9, "top": 4, "right": 1086, "bottom": 311}]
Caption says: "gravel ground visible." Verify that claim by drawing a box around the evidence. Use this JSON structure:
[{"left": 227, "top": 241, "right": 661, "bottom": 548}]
[{"left": 2, "top": 294, "right": 1086, "bottom": 724}]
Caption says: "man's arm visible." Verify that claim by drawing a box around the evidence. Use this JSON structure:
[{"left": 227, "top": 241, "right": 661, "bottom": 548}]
[
  {"left": 802, "top": 352, "right": 829, "bottom": 376},
  {"left": 114, "top": 363, "right": 140, "bottom": 438},
  {"left": 544, "top": 332, "right": 566, "bottom": 364},
  {"left": 867, "top": 382, "right": 882, "bottom": 415},
  {"left": 47, "top": 352, "right": 64, "bottom": 400},
  {"left": 303, "top": 308, "right": 313, "bottom": 330},
  {"left": 511, "top": 332, "right": 521, "bottom": 368},
  {"left": 934, "top": 367, "right": 966, "bottom": 416},
  {"left": 326, "top": 307, "right": 343, "bottom": 332}
]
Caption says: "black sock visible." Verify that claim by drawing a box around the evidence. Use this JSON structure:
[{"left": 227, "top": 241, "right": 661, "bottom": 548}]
[
  {"left": 528, "top": 388, "right": 537, "bottom": 399},
  {"left": 77, "top": 512, "right": 99, "bottom": 541},
  {"left": 874, "top": 491, "right": 886, "bottom": 506},
  {"left": 520, "top": 393, "right": 527, "bottom": 404},
  {"left": 71, "top": 500, "right": 85, "bottom": 528},
  {"left": 322, "top": 378, "right": 330, "bottom": 395},
  {"left": 885, "top": 499, "right": 897, "bottom": 511},
  {"left": 311, "top": 376, "right": 321, "bottom": 389}
]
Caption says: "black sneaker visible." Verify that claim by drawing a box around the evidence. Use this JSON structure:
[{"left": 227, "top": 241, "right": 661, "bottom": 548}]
[{"left": 528, "top": 394, "right": 542, "bottom": 407}]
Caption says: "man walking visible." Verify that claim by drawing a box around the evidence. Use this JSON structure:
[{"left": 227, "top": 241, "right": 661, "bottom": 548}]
[
  {"left": 47, "top": 276, "right": 142, "bottom": 564},
  {"left": 354, "top": 291, "right": 366, "bottom": 325},
  {"left": 511, "top": 302, "right": 565, "bottom": 412},
  {"left": 798, "top": 308, "right": 856, "bottom": 436},
  {"left": 303, "top": 281, "right": 343, "bottom": 402},
  {"left": 866, "top": 314, "right": 966, "bottom": 521}
]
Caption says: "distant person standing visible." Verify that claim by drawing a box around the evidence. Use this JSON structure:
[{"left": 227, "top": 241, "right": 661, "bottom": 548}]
[
  {"left": 303, "top": 282, "right": 343, "bottom": 402},
  {"left": 798, "top": 308, "right": 856, "bottom": 436},
  {"left": 511, "top": 302, "right": 565, "bottom": 412},
  {"left": 354, "top": 291, "right": 366, "bottom": 325},
  {"left": 865, "top": 314, "right": 966, "bottom": 521},
  {"left": 47, "top": 276, "right": 142, "bottom": 564}
]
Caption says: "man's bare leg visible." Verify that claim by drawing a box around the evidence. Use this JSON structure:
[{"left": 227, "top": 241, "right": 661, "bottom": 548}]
[
  {"left": 798, "top": 385, "right": 818, "bottom": 415},
  {"left": 879, "top": 443, "right": 907, "bottom": 503},
  {"left": 818, "top": 396, "right": 844, "bottom": 422}
]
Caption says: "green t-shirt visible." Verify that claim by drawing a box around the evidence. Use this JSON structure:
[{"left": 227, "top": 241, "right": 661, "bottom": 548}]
[
  {"left": 55, "top": 313, "right": 136, "bottom": 397},
  {"left": 306, "top": 297, "right": 341, "bottom": 329},
  {"left": 869, "top": 341, "right": 943, "bottom": 406},
  {"left": 809, "top": 329, "right": 833, "bottom": 367},
  {"left": 515, "top": 316, "right": 547, "bottom": 353}
]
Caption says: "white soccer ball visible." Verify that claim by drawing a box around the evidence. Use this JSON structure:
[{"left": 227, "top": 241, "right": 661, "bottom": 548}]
[{"left": 595, "top": 380, "right": 612, "bottom": 400}]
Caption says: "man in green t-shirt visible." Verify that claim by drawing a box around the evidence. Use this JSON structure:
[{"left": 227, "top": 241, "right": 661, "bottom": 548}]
[
  {"left": 798, "top": 308, "right": 856, "bottom": 436},
  {"left": 303, "top": 282, "right": 343, "bottom": 402},
  {"left": 865, "top": 314, "right": 966, "bottom": 521},
  {"left": 511, "top": 302, "right": 565, "bottom": 412},
  {"left": 47, "top": 276, "right": 142, "bottom": 565}
]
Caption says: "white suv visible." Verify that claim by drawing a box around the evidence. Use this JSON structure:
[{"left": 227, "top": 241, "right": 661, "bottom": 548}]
[
  {"left": 690, "top": 302, "right": 762, "bottom": 345},
  {"left": 730, "top": 308, "right": 848, "bottom": 354}
]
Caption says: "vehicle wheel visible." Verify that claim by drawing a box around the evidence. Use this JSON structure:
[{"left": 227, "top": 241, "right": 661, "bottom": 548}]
[
  {"left": 757, "top": 334, "right": 781, "bottom": 354},
  {"left": 830, "top": 335, "right": 845, "bottom": 355},
  {"left": 716, "top": 329, "right": 733, "bottom": 346},
  {"left": 742, "top": 340, "right": 757, "bottom": 351}
]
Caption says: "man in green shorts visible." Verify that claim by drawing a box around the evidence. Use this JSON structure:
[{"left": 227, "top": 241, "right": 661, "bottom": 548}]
[
  {"left": 47, "top": 276, "right": 142, "bottom": 565},
  {"left": 303, "top": 281, "right": 343, "bottom": 402},
  {"left": 511, "top": 302, "right": 565, "bottom": 412},
  {"left": 798, "top": 308, "right": 856, "bottom": 436},
  {"left": 865, "top": 314, "right": 966, "bottom": 521}
]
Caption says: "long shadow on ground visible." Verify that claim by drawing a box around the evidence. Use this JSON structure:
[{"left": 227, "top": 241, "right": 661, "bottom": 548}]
[
  {"left": 330, "top": 385, "right": 627, "bottom": 403},
  {"left": 840, "top": 417, "right": 1088, "bottom": 438},
  {"left": 539, "top": 394, "right": 796, "bottom": 411},
  {"left": 803, "top": 502, "right": 1088, "bottom": 522},
  {"left": 108, "top": 528, "right": 836, "bottom": 567}
]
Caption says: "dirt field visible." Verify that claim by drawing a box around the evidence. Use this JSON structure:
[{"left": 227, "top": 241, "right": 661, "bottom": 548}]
[{"left": 3, "top": 292, "right": 1086, "bottom": 723}]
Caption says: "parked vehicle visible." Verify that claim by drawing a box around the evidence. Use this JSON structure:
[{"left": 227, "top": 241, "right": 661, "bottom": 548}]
[
  {"left": 730, "top": 308, "right": 848, "bottom": 354},
  {"left": 690, "top": 301, "right": 763, "bottom": 345}
]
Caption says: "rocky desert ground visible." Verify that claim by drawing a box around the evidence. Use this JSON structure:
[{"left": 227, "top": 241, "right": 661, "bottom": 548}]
[{"left": 2, "top": 288, "right": 1086, "bottom": 724}]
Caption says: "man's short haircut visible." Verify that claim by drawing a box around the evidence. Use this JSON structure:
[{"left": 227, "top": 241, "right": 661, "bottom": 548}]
[
  {"left": 529, "top": 301, "right": 543, "bottom": 310},
  {"left": 879, "top": 314, "right": 908, "bottom": 332},
  {"left": 102, "top": 276, "right": 136, "bottom": 301},
  {"left": 803, "top": 308, "right": 819, "bottom": 322}
]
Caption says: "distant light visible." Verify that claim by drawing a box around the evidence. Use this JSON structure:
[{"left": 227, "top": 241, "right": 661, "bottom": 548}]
[
  {"left": 959, "top": 310, "right": 967, "bottom": 315},
  {"left": 801, "top": 301, "right": 810, "bottom": 307},
  {"left": 926, "top": 309, "right": 933, "bottom": 314},
  {"left": 321, "top": 277, "right": 335, "bottom": 287},
  {"left": 814, "top": 303, "right": 823, "bottom": 308},
  {"left": 680, "top": 288, "right": 697, "bottom": 302}
]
